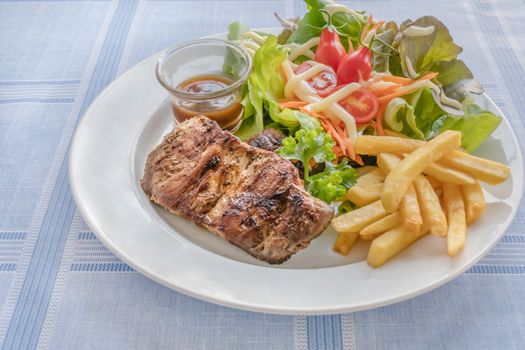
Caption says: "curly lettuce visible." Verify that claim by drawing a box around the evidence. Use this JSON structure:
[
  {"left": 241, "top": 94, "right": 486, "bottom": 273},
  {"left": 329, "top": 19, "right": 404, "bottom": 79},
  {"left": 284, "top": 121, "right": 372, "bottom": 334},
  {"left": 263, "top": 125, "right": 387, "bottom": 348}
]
[
  {"left": 278, "top": 120, "right": 357, "bottom": 203},
  {"left": 383, "top": 88, "right": 500, "bottom": 152},
  {"left": 235, "top": 35, "right": 300, "bottom": 139}
]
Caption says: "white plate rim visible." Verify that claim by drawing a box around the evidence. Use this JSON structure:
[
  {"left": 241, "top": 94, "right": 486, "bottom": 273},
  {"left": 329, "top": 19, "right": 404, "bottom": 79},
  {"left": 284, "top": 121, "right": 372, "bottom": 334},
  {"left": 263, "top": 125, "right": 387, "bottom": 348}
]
[{"left": 68, "top": 29, "right": 524, "bottom": 315}]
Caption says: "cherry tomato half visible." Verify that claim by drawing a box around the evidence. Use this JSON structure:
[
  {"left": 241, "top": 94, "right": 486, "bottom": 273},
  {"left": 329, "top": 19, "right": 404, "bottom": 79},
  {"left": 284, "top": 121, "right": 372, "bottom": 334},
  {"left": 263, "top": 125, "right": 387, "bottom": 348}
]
[
  {"left": 339, "top": 88, "right": 379, "bottom": 124},
  {"left": 294, "top": 63, "right": 337, "bottom": 96}
]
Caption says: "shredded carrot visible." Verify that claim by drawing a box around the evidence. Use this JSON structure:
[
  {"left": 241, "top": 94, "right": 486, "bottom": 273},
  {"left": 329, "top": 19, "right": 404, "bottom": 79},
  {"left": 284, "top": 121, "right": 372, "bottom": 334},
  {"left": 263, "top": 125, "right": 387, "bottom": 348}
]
[
  {"left": 279, "top": 100, "right": 309, "bottom": 109},
  {"left": 321, "top": 120, "right": 347, "bottom": 155},
  {"left": 347, "top": 38, "right": 354, "bottom": 52},
  {"left": 416, "top": 71, "right": 438, "bottom": 82},
  {"left": 378, "top": 86, "right": 422, "bottom": 104},
  {"left": 342, "top": 124, "right": 348, "bottom": 138},
  {"left": 380, "top": 75, "right": 414, "bottom": 85},
  {"left": 354, "top": 153, "right": 364, "bottom": 166},
  {"left": 377, "top": 72, "right": 438, "bottom": 104},
  {"left": 332, "top": 146, "right": 344, "bottom": 158},
  {"left": 373, "top": 84, "right": 401, "bottom": 97},
  {"left": 360, "top": 16, "right": 373, "bottom": 42},
  {"left": 370, "top": 21, "right": 384, "bottom": 33},
  {"left": 375, "top": 103, "right": 387, "bottom": 136},
  {"left": 282, "top": 103, "right": 362, "bottom": 163},
  {"left": 299, "top": 107, "right": 327, "bottom": 121}
]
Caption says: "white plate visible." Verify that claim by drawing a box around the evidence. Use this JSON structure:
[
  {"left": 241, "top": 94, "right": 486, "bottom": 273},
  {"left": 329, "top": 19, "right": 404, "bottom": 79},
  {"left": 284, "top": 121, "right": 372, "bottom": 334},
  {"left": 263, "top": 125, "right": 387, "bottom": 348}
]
[{"left": 69, "top": 30, "right": 523, "bottom": 315}]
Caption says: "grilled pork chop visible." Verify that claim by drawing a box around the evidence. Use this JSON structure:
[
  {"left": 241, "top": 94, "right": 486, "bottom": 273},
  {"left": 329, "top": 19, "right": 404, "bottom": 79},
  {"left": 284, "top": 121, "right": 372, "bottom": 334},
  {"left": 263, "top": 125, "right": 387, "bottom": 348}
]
[
  {"left": 141, "top": 116, "right": 334, "bottom": 264},
  {"left": 247, "top": 128, "right": 285, "bottom": 152}
]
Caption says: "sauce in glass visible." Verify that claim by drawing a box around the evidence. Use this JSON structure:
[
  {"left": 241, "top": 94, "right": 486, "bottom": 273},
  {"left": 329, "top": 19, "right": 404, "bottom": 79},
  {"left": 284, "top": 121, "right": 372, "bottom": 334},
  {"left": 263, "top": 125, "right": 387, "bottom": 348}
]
[{"left": 172, "top": 74, "right": 243, "bottom": 131}]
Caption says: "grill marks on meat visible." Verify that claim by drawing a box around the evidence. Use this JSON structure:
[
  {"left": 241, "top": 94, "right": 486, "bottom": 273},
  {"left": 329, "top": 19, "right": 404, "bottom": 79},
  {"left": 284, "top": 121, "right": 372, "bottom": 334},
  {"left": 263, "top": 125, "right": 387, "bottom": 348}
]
[
  {"left": 141, "top": 116, "right": 334, "bottom": 264},
  {"left": 247, "top": 128, "right": 285, "bottom": 152}
]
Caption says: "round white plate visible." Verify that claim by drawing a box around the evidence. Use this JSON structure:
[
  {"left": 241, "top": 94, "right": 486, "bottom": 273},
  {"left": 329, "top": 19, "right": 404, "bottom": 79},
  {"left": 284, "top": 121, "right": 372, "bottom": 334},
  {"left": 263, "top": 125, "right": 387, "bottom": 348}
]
[{"left": 69, "top": 30, "right": 523, "bottom": 315}]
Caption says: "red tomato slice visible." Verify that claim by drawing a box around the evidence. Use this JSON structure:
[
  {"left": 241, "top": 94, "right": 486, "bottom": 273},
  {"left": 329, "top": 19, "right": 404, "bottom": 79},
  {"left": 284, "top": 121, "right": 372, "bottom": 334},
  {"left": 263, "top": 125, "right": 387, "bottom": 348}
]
[
  {"left": 339, "top": 88, "right": 379, "bottom": 124},
  {"left": 294, "top": 63, "right": 337, "bottom": 95}
]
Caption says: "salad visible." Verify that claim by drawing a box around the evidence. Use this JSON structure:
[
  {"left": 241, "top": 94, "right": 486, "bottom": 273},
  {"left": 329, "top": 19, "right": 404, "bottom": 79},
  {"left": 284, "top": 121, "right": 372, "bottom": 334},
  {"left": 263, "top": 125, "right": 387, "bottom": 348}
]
[{"left": 225, "top": 0, "right": 501, "bottom": 205}]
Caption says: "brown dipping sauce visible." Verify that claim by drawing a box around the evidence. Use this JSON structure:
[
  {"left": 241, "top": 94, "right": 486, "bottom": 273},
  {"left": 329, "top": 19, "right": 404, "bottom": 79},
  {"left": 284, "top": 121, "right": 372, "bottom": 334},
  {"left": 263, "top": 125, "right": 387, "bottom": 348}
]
[{"left": 172, "top": 74, "right": 243, "bottom": 130}]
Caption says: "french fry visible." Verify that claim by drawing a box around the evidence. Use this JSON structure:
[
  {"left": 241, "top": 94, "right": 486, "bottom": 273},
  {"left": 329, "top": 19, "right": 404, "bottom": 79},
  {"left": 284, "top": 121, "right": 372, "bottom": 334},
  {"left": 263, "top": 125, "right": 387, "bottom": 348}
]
[
  {"left": 355, "top": 135, "right": 510, "bottom": 185},
  {"left": 382, "top": 131, "right": 462, "bottom": 212},
  {"left": 461, "top": 182, "right": 486, "bottom": 224},
  {"left": 333, "top": 232, "right": 359, "bottom": 255},
  {"left": 331, "top": 200, "right": 388, "bottom": 233},
  {"left": 376, "top": 152, "right": 401, "bottom": 174},
  {"left": 443, "top": 183, "right": 467, "bottom": 256},
  {"left": 360, "top": 212, "right": 402, "bottom": 240},
  {"left": 376, "top": 153, "right": 422, "bottom": 232},
  {"left": 356, "top": 168, "right": 385, "bottom": 186},
  {"left": 423, "top": 162, "right": 476, "bottom": 185},
  {"left": 399, "top": 184, "right": 422, "bottom": 233},
  {"left": 413, "top": 175, "right": 447, "bottom": 237},
  {"left": 367, "top": 224, "right": 429, "bottom": 268},
  {"left": 346, "top": 182, "right": 383, "bottom": 207},
  {"left": 356, "top": 166, "right": 378, "bottom": 177},
  {"left": 384, "top": 129, "right": 409, "bottom": 138},
  {"left": 355, "top": 135, "right": 424, "bottom": 156},
  {"left": 439, "top": 153, "right": 510, "bottom": 185},
  {"left": 426, "top": 175, "right": 442, "bottom": 190}
]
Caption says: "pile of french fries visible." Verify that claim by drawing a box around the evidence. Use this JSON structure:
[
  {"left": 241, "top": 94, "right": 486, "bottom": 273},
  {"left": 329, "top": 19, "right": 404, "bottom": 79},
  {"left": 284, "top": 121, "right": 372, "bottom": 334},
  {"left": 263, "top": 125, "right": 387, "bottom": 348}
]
[{"left": 331, "top": 130, "right": 511, "bottom": 268}]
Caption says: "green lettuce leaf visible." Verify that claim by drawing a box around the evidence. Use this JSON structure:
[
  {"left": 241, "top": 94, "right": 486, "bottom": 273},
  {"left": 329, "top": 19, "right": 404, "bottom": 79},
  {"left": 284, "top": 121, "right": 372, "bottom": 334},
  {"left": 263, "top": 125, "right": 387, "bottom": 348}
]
[
  {"left": 371, "top": 21, "right": 398, "bottom": 72},
  {"left": 223, "top": 22, "right": 250, "bottom": 79},
  {"left": 384, "top": 88, "right": 446, "bottom": 139},
  {"left": 278, "top": 126, "right": 356, "bottom": 202},
  {"left": 438, "top": 99, "right": 501, "bottom": 152},
  {"left": 394, "top": 16, "right": 484, "bottom": 102},
  {"left": 286, "top": 0, "right": 366, "bottom": 50},
  {"left": 307, "top": 160, "right": 358, "bottom": 203},
  {"left": 431, "top": 59, "right": 473, "bottom": 86},
  {"left": 278, "top": 127, "right": 335, "bottom": 178},
  {"left": 383, "top": 89, "right": 501, "bottom": 152},
  {"left": 235, "top": 35, "right": 299, "bottom": 139},
  {"left": 398, "top": 16, "right": 462, "bottom": 77}
]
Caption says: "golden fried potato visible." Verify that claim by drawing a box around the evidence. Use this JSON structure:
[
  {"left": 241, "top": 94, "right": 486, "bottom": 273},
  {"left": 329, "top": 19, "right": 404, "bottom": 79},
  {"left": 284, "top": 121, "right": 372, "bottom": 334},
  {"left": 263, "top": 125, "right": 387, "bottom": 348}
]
[
  {"left": 346, "top": 182, "right": 383, "bottom": 207},
  {"left": 382, "top": 131, "right": 462, "bottom": 212},
  {"left": 423, "top": 162, "right": 476, "bottom": 186},
  {"left": 367, "top": 224, "right": 429, "bottom": 268},
  {"left": 360, "top": 212, "right": 402, "bottom": 240},
  {"left": 439, "top": 152, "right": 510, "bottom": 185},
  {"left": 355, "top": 166, "right": 379, "bottom": 177},
  {"left": 354, "top": 135, "right": 424, "bottom": 156},
  {"left": 355, "top": 135, "right": 510, "bottom": 185},
  {"left": 333, "top": 232, "right": 359, "bottom": 255},
  {"left": 376, "top": 152, "right": 400, "bottom": 174},
  {"left": 426, "top": 175, "right": 442, "bottom": 190},
  {"left": 331, "top": 200, "right": 388, "bottom": 233},
  {"left": 443, "top": 183, "right": 467, "bottom": 256},
  {"left": 461, "top": 182, "right": 486, "bottom": 224},
  {"left": 399, "top": 184, "right": 422, "bottom": 233},
  {"left": 413, "top": 175, "right": 447, "bottom": 237},
  {"left": 356, "top": 168, "right": 385, "bottom": 186}
]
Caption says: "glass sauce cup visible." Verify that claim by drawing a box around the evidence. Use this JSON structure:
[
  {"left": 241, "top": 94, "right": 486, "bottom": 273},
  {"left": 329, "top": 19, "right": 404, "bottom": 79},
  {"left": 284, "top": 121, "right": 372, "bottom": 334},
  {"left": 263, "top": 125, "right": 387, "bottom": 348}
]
[{"left": 155, "top": 39, "right": 252, "bottom": 132}]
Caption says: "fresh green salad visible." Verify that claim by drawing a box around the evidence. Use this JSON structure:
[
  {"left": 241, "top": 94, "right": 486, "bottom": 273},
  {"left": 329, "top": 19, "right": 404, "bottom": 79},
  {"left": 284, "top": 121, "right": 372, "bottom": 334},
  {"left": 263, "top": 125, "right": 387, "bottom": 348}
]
[{"left": 225, "top": 0, "right": 501, "bottom": 204}]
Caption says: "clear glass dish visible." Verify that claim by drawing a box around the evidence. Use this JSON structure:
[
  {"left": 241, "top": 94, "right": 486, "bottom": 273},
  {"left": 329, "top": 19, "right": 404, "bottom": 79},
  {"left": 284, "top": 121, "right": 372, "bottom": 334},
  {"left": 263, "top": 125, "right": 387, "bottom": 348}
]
[{"left": 155, "top": 39, "right": 252, "bottom": 131}]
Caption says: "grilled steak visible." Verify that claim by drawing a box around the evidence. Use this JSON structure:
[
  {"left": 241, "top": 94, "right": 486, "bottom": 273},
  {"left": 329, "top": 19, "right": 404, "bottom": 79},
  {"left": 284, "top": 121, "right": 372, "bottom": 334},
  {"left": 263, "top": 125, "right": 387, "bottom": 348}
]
[
  {"left": 247, "top": 128, "right": 285, "bottom": 152},
  {"left": 141, "top": 116, "right": 334, "bottom": 264}
]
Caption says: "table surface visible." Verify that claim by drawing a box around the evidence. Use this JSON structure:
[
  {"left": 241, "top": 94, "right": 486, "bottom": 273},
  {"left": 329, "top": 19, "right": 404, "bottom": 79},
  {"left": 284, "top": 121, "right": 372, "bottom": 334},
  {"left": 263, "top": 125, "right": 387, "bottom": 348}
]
[{"left": 1, "top": 0, "right": 524, "bottom": 349}]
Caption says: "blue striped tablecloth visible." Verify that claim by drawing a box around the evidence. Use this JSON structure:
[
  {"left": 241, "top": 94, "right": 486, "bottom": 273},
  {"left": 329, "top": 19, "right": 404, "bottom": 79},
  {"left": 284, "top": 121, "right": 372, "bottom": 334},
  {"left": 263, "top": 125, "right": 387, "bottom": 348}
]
[{"left": 0, "top": 0, "right": 524, "bottom": 349}]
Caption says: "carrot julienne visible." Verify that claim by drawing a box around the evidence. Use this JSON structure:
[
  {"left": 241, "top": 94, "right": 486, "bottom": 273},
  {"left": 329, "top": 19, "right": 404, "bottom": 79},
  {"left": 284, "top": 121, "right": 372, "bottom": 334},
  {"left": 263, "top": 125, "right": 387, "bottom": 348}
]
[
  {"left": 360, "top": 16, "right": 373, "bottom": 42},
  {"left": 380, "top": 75, "right": 414, "bottom": 85},
  {"left": 375, "top": 103, "right": 387, "bottom": 136},
  {"left": 279, "top": 100, "right": 309, "bottom": 109},
  {"left": 416, "top": 71, "right": 438, "bottom": 82}
]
